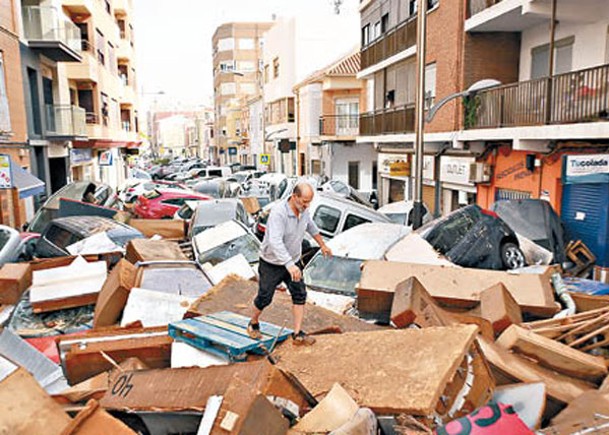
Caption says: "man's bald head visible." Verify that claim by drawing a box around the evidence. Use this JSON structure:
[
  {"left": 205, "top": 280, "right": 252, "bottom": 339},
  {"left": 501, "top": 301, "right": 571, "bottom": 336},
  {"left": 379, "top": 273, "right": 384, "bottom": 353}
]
[{"left": 291, "top": 182, "right": 315, "bottom": 213}]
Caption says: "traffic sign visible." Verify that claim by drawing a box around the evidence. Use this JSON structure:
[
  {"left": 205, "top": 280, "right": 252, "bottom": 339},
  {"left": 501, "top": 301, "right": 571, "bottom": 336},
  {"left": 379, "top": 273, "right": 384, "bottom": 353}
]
[{"left": 259, "top": 154, "right": 270, "bottom": 166}]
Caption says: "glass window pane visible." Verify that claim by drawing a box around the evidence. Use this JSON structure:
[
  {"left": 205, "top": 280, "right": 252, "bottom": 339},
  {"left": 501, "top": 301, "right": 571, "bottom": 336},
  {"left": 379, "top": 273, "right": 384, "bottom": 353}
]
[{"left": 313, "top": 206, "right": 341, "bottom": 233}]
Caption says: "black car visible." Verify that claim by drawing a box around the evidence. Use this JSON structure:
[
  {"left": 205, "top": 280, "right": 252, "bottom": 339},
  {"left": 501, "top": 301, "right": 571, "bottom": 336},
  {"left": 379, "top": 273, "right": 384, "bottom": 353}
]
[
  {"left": 417, "top": 204, "right": 526, "bottom": 270},
  {"left": 36, "top": 216, "right": 144, "bottom": 258}
]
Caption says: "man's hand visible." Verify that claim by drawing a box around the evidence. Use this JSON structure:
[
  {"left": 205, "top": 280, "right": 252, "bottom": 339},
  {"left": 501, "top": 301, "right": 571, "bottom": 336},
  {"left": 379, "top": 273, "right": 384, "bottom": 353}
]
[
  {"left": 320, "top": 244, "right": 333, "bottom": 257},
  {"left": 288, "top": 265, "right": 302, "bottom": 282}
]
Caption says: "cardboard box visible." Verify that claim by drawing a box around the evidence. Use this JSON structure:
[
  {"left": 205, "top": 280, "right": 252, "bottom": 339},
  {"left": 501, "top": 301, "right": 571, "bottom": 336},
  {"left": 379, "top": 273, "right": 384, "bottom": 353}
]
[
  {"left": 0, "top": 263, "right": 32, "bottom": 304},
  {"left": 275, "top": 325, "right": 494, "bottom": 419},
  {"left": 125, "top": 239, "right": 188, "bottom": 264},
  {"left": 128, "top": 219, "right": 185, "bottom": 239},
  {"left": 479, "top": 283, "right": 523, "bottom": 335},
  {"left": 358, "top": 261, "right": 559, "bottom": 316},
  {"left": 0, "top": 368, "right": 71, "bottom": 434},
  {"left": 93, "top": 259, "right": 137, "bottom": 328},
  {"left": 240, "top": 197, "right": 261, "bottom": 215},
  {"left": 390, "top": 277, "right": 450, "bottom": 328}
]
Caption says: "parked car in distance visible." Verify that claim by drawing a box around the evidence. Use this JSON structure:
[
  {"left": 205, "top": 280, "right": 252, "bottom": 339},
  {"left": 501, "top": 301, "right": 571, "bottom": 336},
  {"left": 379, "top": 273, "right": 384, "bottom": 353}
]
[
  {"left": 28, "top": 182, "right": 116, "bottom": 234},
  {"left": 35, "top": 216, "right": 144, "bottom": 258},
  {"left": 378, "top": 200, "right": 433, "bottom": 228},
  {"left": 321, "top": 179, "right": 375, "bottom": 208},
  {"left": 192, "top": 220, "right": 261, "bottom": 266},
  {"left": 417, "top": 204, "right": 526, "bottom": 270},
  {"left": 255, "top": 191, "right": 392, "bottom": 241},
  {"left": 0, "top": 225, "right": 38, "bottom": 266},
  {"left": 304, "top": 223, "right": 411, "bottom": 296},
  {"left": 191, "top": 179, "right": 232, "bottom": 198},
  {"left": 134, "top": 189, "right": 212, "bottom": 219},
  {"left": 188, "top": 199, "right": 251, "bottom": 239},
  {"left": 119, "top": 180, "right": 187, "bottom": 204}
]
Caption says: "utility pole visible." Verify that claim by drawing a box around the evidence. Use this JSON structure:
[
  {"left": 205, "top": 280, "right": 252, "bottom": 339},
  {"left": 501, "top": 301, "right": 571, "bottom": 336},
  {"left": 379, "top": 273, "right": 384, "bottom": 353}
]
[{"left": 412, "top": 0, "right": 428, "bottom": 229}]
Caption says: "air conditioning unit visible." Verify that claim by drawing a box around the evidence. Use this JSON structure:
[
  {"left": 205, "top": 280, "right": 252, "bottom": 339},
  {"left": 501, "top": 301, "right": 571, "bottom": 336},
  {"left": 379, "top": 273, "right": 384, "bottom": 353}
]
[{"left": 469, "top": 162, "right": 491, "bottom": 184}]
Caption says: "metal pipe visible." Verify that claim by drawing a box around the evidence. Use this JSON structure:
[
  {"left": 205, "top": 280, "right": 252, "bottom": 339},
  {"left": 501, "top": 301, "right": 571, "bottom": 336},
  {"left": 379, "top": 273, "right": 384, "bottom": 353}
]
[
  {"left": 551, "top": 272, "right": 576, "bottom": 319},
  {"left": 412, "top": 0, "right": 428, "bottom": 229}
]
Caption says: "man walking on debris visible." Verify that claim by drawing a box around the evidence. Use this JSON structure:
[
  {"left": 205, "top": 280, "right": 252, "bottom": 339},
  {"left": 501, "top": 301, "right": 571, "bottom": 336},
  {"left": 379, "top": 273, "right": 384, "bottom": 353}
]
[{"left": 248, "top": 182, "right": 332, "bottom": 345}]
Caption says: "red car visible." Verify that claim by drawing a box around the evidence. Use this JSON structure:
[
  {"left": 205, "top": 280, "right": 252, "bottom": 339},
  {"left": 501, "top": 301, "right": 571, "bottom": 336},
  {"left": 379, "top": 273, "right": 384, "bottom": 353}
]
[{"left": 134, "top": 188, "right": 211, "bottom": 219}]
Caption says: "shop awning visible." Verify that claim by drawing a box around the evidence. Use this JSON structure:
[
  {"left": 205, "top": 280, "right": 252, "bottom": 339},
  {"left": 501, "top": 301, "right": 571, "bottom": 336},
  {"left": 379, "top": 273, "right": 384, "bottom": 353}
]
[{"left": 12, "top": 159, "right": 46, "bottom": 199}]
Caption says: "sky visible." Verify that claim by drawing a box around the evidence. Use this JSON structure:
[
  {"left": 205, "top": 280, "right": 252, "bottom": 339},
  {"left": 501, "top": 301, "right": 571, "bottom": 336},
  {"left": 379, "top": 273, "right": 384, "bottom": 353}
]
[{"left": 132, "top": 0, "right": 360, "bottom": 109}]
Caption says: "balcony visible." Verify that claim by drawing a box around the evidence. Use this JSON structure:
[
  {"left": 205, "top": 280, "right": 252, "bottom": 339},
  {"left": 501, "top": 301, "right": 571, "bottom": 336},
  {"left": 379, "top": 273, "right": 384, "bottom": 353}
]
[
  {"left": 319, "top": 115, "right": 360, "bottom": 139},
  {"left": 21, "top": 6, "right": 82, "bottom": 62},
  {"left": 361, "top": 16, "right": 417, "bottom": 71},
  {"left": 62, "top": 0, "right": 93, "bottom": 16},
  {"left": 65, "top": 50, "right": 98, "bottom": 83},
  {"left": 116, "top": 38, "right": 133, "bottom": 61},
  {"left": 359, "top": 105, "right": 415, "bottom": 136},
  {"left": 465, "top": 63, "right": 609, "bottom": 129},
  {"left": 45, "top": 105, "right": 87, "bottom": 139}
]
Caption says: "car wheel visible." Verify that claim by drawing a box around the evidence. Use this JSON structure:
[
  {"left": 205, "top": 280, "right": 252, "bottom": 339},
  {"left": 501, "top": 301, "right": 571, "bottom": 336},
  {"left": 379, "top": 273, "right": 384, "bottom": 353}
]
[{"left": 501, "top": 242, "right": 526, "bottom": 270}]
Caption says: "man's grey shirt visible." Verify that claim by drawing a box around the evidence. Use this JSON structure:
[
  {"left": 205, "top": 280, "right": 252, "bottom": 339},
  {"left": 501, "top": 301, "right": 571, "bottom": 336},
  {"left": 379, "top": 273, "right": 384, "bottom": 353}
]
[{"left": 260, "top": 199, "right": 320, "bottom": 269}]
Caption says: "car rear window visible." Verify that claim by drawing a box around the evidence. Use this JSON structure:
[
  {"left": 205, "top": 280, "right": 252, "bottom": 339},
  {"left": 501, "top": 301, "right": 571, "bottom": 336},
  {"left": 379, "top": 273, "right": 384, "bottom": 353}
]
[
  {"left": 343, "top": 214, "right": 371, "bottom": 232},
  {"left": 314, "top": 205, "right": 341, "bottom": 234},
  {"left": 143, "top": 189, "right": 161, "bottom": 199}
]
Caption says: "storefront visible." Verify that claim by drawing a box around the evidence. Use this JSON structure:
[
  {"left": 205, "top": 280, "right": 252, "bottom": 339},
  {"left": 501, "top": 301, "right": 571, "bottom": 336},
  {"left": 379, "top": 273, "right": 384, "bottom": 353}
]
[
  {"left": 410, "top": 155, "right": 437, "bottom": 215},
  {"left": 70, "top": 148, "right": 93, "bottom": 182},
  {"left": 561, "top": 154, "right": 609, "bottom": 268},
  {"left": 377, "top": 153, "right": 411, "bottom": 206},
  {"left": 439, "top": 156, "right": 477, "bottom": 215}
]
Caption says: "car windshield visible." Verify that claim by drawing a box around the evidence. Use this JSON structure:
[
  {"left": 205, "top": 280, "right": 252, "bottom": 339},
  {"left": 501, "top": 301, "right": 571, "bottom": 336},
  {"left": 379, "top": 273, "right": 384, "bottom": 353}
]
[
  {"left": 8, "top": 291, "right": 93, "bottom": 338},
  {"left": 197, "top": 234, "right": 259, "bottom": 265},
  {"left": 194, "top": 182, "right": 223, "bottom": 198},
  {"left": 177, "top": 204, "right": 194, "bottom": 220},
  {"left": 304, "top": 254, "right": 363, "bottom": 295}
]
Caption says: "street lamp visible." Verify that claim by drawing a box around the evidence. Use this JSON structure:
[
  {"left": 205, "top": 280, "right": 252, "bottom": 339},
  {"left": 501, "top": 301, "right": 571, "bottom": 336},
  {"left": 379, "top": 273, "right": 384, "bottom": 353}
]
[{"left": 425, "top": 79, "right": 501, "bottom": 123}]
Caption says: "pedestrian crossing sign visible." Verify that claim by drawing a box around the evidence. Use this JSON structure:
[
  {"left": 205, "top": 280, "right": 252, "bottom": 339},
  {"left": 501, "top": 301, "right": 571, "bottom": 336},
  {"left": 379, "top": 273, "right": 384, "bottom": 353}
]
[{"left": 259, "top": 154, "right": 270, "bottom": 165}]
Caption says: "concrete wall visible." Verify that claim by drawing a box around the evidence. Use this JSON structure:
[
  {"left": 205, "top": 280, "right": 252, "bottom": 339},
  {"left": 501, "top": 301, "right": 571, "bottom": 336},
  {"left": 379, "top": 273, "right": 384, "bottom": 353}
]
[{"left": 330, "top": 142, "right": 376, "bottom": 194}]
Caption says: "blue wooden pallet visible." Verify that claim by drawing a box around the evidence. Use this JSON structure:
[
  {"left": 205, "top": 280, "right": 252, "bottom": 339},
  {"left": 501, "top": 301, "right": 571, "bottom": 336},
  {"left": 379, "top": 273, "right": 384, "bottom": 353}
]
[{"left": 168, "top": 311, "right": 293, "bottom": 362}]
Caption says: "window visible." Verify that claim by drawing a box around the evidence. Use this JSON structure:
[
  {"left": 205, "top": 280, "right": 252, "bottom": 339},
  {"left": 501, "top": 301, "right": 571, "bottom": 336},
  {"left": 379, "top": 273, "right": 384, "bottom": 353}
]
[
  {"left": 313, "top": 206, "right": 341, "bottom": 235},
  {"left": 373, "top": 22, "right": 381, "bottom": 40},
  {"left": 118, "top": 64, "right": 129, "bottom": 85},
  {"left": 240, "top": 83, "right": 256, "bottom": 94},
  {"left": 101, "top": 93, "right": 109, "bottom": 126},
  {"left": 219, "top": 60, "right": 235, "bottom": 73},
  {"left": 107, "top": 42, "right": 116, "bottom": 74},
  {"left": 381, "top": 14, "right": 389, "bottom": 33},
  {"left": 217, "top": 38, "right": 234, "bottom": 52},
  {"left": 531, "top": 36, "right": 574, "bottom": 79},
  {"left": 343, "top": 214, "right": 370, "bottom": 232},
  {"left": 220, "top": 83, "right": 236, "bottom": 95},
  {"left": 361, "top": 24, "right": 370, "bottom": 46},
  {"left": 237, "top": 61, "right": 256, "bottom": 72},
  {"left": 0, "top": 53, "right": 11, "bottom": 133},
  {"left": 264, "top": 65, "right": 269, "bottom": 83},
  {"left": 46, "top": 225, "right": 78, "bottom": 249},
  {"left": 95, "top": 29, "right": 105, "bottom": 65},
  {"left": 273, "top": 57, "right": 279, "bottom": 79},
  {"left": 238, "top": 38, "right": 255, "bottom": 49},
  {"left": 104, "top": 0, "right": 111, "bottom": 14},
  {"left": 76, "top": 23, "right": 90, "bottom": 51},
  {"left": 162, "top": 198, "right": 186, "bottom": 206},
  {"left": 424, "top": 62, "right": 436, "bottom": 110},
  {"left": 117, "top": 19, "right": 126, "bottom": 39}
]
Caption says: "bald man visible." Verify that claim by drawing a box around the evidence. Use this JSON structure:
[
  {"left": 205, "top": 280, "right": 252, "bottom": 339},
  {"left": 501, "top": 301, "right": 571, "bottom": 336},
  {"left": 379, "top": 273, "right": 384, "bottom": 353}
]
[{"left": 248, "top": 182, "right": 332, "bottom": 345}]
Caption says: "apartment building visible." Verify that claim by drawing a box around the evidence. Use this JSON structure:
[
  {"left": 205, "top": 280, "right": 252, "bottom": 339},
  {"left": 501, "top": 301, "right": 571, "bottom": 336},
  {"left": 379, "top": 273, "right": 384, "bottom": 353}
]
[
  {"left": 59, "top": 0, "right": 140, "bottom": 189},
  {"left": 0, "top": 0, "right": 42, "bottom": 227},
  {"left": 263, "top": 13, "right": 360, "bottom": 175},
  {"left": 464, "top": 0, "right": 609, "bottom": 270},
  {"left": 294, "top": 50, "right": 376, "bottom": 195},
  {"left": 212, "top": 22, "right": 272, "bottom": 165}
]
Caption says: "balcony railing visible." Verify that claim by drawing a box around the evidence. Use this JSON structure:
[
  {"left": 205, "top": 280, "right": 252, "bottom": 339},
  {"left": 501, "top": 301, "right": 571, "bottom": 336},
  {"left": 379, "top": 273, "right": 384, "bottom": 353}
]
[
  {"left": 361, "top": 16, "right": 417, "bottom": 70},
  {"left": 319, "top": 115, "right": 360, "bottom": 137},
  {"left": 22, "top": 6, "right": 82, "bottom": 59},
  {"left": 468, "top": 0, "right": 504, "bottom": 18},
  {"left": 45, "top": 105, "right": 87, "bottom": 137},
  {"left": 466, "top": 63, "right": 609, "bottom": 129},
  {"left": 359, "top": 105, "right": 415, "bottom": 136},
  {"left": 85, "top": 112, "right": 99, "bottom": 124}
]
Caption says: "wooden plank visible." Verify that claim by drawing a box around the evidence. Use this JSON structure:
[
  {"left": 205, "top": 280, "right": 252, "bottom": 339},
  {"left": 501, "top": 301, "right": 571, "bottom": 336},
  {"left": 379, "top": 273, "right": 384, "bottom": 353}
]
[
  {"left": 358, "top": 261, "right": 558, "bottom": 316},
  {"left": 496, "top": 325, "right": 607, "bottom": 382},
  {"left": 479, "top": 283, "right": 522, "bottom": 335},
  {"left": 556, "top": 311, "right": 609, "bottom": 343},
  {"left": 0, "top": 263, "right": 32, "bottom": 305},
  {"left": 569, "top": 292, "right": 609, "bottom": 312},
  {"left": 478, "top": 337, "right": 594, "bottom": 404},
  {"left": 93, "top": 259, "right": 137, "bottom": 328},
  {"left": 128, "top": 219, "right": 185, "bottom": 239}
]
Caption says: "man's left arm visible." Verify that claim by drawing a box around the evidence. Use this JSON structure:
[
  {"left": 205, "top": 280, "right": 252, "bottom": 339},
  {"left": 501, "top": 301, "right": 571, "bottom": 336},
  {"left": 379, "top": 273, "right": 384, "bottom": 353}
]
[{"left": 306, "top": 217, "right": 332, "bottom": 257}]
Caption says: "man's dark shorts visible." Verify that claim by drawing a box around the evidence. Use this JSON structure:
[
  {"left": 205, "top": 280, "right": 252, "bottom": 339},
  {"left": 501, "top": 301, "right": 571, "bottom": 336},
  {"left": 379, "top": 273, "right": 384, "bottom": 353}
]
[{"left": 254, "top": 258, "right": 306, "bottom": 310}]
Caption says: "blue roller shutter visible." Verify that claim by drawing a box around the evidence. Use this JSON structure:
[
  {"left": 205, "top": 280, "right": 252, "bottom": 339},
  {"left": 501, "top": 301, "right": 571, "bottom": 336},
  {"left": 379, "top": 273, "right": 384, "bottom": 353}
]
[{"left": 561, "top": 183, "right": 609, "bottom": 267}]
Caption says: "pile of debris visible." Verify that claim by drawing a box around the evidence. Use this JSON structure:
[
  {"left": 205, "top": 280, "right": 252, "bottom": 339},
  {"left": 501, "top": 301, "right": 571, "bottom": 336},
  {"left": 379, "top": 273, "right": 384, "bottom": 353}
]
[{"left": 1, "top": 235, "right": 609, "bottom": 435}]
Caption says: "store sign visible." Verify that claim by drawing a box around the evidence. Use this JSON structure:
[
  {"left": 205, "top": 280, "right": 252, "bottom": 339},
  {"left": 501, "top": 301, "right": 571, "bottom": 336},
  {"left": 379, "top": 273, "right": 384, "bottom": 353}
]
[
  {"left": 99, "top": 150, "right": 113, "bottom": 166},
  {"left": 440, "top": 157, "right": 475, "bottom": 185},
  {"left": 379, "top": 153, "right": 408, "bottom": 174},
  {"left": 259, "top": 154, "right": 270, "bottom": 166},
  {"left": 389, "top": 161, "right": 410, "bottom": 176},
  {"left": 0, "top": 154, "right": 12, "bottom": 189},
  {"left": 564, "top": 154, "right": 609, "bottom": 184},
  {"left": 412, "top": 155, "right": 435, "bottom": 181},
  {"left": 70, "top": 148, "right": 92, "bottom": 164}
]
